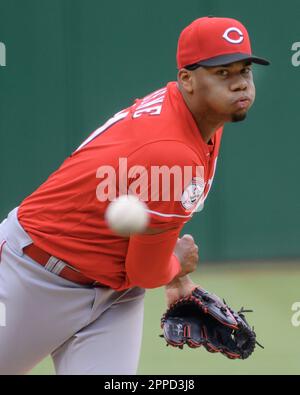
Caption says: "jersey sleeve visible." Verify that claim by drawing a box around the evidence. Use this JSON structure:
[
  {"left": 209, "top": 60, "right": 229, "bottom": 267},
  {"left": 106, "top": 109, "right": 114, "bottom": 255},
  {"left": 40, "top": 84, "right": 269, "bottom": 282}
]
[
  {"left": 124, "top": 227, "right": 182, "bottom": 289},
  {"left": 125, "top": 140, "right": 204, "bottom": 231}
]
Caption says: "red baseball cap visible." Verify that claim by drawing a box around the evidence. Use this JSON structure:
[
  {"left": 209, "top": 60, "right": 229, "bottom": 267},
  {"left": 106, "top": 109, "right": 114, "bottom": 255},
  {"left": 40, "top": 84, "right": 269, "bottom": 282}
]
[{"left": 177, "top": 16, "right": 270, "bottom": 69}]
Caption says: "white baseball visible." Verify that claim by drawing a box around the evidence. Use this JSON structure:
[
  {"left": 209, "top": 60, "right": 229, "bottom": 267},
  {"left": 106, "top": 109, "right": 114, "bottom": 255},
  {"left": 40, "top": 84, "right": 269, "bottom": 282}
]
[{"left": 105, "top": 195, "right": 149, "bottom": 236}]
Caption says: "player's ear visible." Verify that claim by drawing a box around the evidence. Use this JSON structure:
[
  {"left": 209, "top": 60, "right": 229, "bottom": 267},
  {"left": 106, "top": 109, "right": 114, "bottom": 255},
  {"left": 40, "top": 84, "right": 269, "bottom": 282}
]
[{"left": 177, "top": 69, "right": 193, "bottom": 94}]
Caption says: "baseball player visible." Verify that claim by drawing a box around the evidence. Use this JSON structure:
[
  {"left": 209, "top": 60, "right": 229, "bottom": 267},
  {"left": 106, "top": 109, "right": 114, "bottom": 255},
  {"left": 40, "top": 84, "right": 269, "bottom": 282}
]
[{"left": 0, "top": 16, "right": 269, "bottom": 374}]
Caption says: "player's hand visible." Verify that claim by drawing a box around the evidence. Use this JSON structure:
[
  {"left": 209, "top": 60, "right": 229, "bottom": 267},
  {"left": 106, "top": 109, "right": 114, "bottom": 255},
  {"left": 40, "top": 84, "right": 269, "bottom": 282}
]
[
  {"left": 164, "top": 275, "right": 198, "bottom": 307},
  {"left": 173, "top": 234, "right": 199, "bottom": 277}
]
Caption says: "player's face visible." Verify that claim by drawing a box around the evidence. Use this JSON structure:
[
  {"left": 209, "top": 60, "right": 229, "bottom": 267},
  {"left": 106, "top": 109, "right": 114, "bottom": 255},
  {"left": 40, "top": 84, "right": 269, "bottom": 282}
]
[{"left": 191, "top": 61, "right": 256, "bottom": 123}]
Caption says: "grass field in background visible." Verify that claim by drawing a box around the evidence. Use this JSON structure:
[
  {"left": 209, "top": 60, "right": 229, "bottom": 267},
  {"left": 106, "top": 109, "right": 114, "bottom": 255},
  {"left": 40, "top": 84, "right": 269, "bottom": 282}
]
[{"left": 30, "top": 262, "right": 300, "bottom": 375}]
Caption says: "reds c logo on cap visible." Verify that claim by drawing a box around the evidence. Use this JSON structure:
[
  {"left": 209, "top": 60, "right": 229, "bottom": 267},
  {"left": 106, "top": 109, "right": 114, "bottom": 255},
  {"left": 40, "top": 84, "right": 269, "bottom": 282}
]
[
  {"left": 176, "top": 17, "right": 270, "bottom": 69},
  {"left": 222, "top": 27, "right": 244, "bottom": 44}
]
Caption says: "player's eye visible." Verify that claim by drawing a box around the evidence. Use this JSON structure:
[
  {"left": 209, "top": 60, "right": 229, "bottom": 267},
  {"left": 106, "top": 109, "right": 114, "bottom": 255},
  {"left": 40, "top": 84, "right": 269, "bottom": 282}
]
[
  {"left": 216, "top": 69, "right": 229, "bottom": 77},
  {"left": 242, "top": 67, "right": 252, "bottom": 75}
]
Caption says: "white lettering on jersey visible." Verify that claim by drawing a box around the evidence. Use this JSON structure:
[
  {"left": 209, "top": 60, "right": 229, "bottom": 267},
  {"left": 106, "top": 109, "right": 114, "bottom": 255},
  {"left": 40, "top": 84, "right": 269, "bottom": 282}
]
[
  {"left": 75, "top": 87, "right": 167, "bottom": 151},
  {"left": 136, "top": 96, "right": 164, "bottom": 110},
  {"left": 133, "top": 87, "right": 167, "bottom": 119},
  {"left": 133, "top": 105, "right": 163, "bottom": 118},
  {"left": 75, "top": 110, "right": 129, "bottom": 152}
]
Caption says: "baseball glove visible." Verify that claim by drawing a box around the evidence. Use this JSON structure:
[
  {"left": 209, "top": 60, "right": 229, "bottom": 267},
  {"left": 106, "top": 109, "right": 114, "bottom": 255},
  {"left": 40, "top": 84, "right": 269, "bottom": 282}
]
[{"left": 160, "top": 287, "right": 263, "bottom": 359}]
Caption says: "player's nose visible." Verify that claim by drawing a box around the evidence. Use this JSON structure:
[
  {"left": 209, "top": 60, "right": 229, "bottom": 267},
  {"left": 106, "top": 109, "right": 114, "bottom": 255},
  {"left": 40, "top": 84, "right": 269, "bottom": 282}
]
[{"left": 229, "top": 76, "right": 248, "bottom": 92}]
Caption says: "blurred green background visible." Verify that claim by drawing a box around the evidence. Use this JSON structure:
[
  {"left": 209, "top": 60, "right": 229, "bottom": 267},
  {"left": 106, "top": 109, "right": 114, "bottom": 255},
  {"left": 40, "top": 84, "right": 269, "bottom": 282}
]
[
  {"left": 0, "top": 0, "right": 300, "bottom": 375},
  {"left": 30, "top": 263, "right": 300, "bottom": 375}
]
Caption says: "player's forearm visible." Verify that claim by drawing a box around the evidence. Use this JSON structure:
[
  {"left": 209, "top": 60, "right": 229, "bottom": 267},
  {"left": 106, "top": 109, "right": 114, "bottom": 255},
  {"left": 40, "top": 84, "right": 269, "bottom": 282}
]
[{"left": 125, "top": 228, "right": 182, "bottom": 289}]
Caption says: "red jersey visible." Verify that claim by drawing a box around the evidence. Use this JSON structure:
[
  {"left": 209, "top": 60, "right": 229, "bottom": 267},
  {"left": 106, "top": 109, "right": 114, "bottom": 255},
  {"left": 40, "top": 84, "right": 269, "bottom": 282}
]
[{"left": 18, "top": 82, "right": 223, "bottom": 290}]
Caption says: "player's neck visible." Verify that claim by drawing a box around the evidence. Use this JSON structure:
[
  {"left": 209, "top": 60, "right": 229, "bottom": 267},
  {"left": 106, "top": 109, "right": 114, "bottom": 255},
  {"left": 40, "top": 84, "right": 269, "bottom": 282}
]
[
  {"left": 186, "top": 102, "right": 224, "bottom": 143},
  {"left": 192, "top": 116, "right": 223, "bottom": 143},
  {"left": 178, "top": 84, "right": 224, "bottom": 143}
]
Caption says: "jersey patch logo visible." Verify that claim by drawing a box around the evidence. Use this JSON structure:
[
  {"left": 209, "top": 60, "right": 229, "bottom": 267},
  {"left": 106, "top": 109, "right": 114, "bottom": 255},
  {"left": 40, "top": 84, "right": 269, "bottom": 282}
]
[{"left": 181, "top": 177, "right": 205, "bottom": 211}]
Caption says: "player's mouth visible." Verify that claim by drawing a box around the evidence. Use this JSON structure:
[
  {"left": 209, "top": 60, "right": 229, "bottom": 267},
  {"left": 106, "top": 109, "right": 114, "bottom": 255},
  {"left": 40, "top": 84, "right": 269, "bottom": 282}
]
[{"left": 233, "top": 96, "right": 252, "bottom": 110}]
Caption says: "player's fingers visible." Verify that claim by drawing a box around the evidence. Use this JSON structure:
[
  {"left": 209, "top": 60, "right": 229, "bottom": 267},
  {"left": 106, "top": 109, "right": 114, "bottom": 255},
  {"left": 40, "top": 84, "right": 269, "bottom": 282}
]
[{"left": 181, "top": 234, "right": 195, "bottom": 243}]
